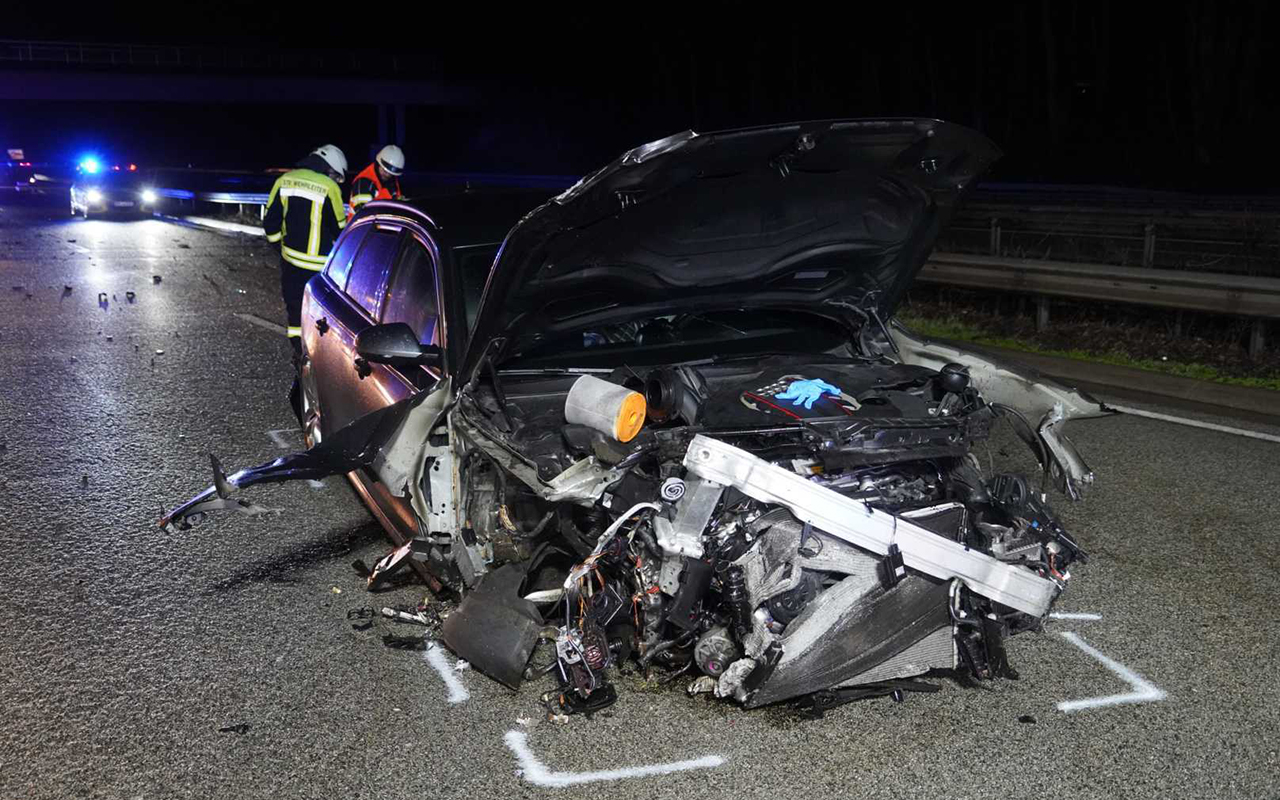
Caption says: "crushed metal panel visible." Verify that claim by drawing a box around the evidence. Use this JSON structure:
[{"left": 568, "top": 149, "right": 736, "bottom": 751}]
[
  {"left": 734, "top": 513, "right": 879, "bottom": 608},
  {"left": 836, "top": 624, "right": 956, "bottom": 687},
  {"left": 745, "top": 574, "right": 950, "bottom": 707},
  {"left": 888, "top": 320, "right": 1105, "bottom": 497},
  {"left": 683, "top": 434, "right": 1060, "bottom": 616},
  {"left": 888, "top": 321, "right": 1106, "bottom": 420}
]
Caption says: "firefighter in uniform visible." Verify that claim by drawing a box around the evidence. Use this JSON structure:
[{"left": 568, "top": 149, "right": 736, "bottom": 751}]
[
  {"left": 262, "top": 144, "right": 348, "bottom": 353},
  {"left": 348, "top": 144, "right": 405, "bottom": 216}
]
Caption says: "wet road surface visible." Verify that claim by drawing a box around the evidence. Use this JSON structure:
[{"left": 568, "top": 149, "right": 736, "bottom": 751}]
[{"left": 1, "top": 201, "right": 1278, "bottom": 799}]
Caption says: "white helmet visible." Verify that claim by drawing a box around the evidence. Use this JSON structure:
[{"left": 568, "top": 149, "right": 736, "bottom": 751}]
[
  {"left": 311, "top": 144, "right": 348, "bottom": 180},
  {"left": 376, "top": 144, "right": 405, "bottom": 176}
]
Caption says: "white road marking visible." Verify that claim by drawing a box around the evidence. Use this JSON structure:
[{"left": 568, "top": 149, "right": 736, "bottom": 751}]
[
  {"left": 424, "top": 644, "right": 470, "bottom": 704},
  {"left": 1111, "top": 404, "right": 1280, "bottom": 445},
  {"left": 503, "top": 731, "right": 725, "bottom": 788},
  {"left": 233, "top": 312, "right": 286, "bottom": 335},
  {"left": 1049, "top": 612, "right": 1103, "bottom": 621},
  {"left": 1056, "top": 631, "right": 1166, "bottom": 713}
]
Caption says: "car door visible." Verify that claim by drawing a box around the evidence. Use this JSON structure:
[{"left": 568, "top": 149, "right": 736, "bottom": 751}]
[
  {"left": 353, "top": 231, "right": 447, "bottom": 536},
  {"left": 313, "top": 221, "right": 405, "bottom": 436}
]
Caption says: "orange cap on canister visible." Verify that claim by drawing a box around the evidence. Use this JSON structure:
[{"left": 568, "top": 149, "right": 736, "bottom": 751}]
[{"left": 614, "top": 391, "right": 647, "bottom": 442}]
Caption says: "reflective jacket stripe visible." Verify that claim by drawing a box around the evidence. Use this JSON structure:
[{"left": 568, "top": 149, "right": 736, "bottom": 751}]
[
  {"left": 286, "top": 325, "right": 302, "bottom": 337},
  {"left": 281, "top": 245, "right": 327, "bottom": 271}
]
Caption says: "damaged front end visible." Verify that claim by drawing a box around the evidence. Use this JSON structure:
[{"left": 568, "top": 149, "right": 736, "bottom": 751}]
[
  {"left": 159, "top": 118, "right": 1107, "bottom": 714},
  {"left": 441, "top": 347, "right": 1097, "bottom": 712}
]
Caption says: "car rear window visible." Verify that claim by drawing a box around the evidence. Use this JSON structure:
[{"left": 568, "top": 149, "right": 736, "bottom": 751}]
[
  {"left": 345, "top": 227, "right": 402, "bottom": 317},
  {"left": 325, "top": 224, "right": 369, "bottom": 290},
  {"left": 381, "top": 237, "right": 439, "bottom": 345}
]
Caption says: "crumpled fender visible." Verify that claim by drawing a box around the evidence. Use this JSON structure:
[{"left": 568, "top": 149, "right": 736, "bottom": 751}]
[{"left": 886, "top": 319, "right": 1110, "bottom": 499}]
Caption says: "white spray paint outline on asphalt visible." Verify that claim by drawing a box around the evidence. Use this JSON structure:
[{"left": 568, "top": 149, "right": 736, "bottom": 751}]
[
  {"left": 424, "top": 644, "right": 470, "bottom": 704},
  {"left": 1112, "top": 404, "right": 1280, "bottom": 445},
  {"left": 1056, "top": 631, "right": 1166, "bottom": 713},
  {"left": 1049, "top": 612, "right": 1103, "bottom": 621},
  {"left": 504, "top": 731, "right": 724, "bottom": 787}
]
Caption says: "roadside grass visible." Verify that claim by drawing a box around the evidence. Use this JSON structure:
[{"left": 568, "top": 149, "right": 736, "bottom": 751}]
[{"left": 897, "top": 313, "right": 1280, "bottom": 392}]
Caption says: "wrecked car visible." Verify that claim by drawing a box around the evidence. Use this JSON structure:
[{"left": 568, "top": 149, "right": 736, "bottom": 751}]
[{"left": 163, "top": 119, "right": 1107, "bottom": 713}]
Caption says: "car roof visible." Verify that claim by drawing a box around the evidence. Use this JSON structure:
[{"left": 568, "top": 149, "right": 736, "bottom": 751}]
[{"left": 361, "top": 187, "right": 555, "bottom": 248}]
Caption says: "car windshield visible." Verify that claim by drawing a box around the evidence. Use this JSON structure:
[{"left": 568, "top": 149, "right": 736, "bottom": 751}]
[
  {"left": 455, "top": 243, "right": 501, "bottom": 334},
  {"left": 504, "top": 308, "right": 850, "bottom": 369}
]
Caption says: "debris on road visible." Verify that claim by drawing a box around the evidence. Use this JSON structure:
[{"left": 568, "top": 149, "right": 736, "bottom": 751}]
[
  {"left": 153, "top": 275, "right": 162, "bottom": 283},
  {"left": 217, "top": 723, "right": 251, "bottom": 735}
]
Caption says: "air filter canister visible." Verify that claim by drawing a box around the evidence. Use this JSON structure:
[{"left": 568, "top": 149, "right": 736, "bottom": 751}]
[{"left": 564, "top": 374, "right": 646, "bottom": 443}]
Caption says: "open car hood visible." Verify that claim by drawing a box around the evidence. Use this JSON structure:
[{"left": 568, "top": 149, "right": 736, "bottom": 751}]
[{"left": 463, "top": 118, "right": 1000, "bottom": 377}]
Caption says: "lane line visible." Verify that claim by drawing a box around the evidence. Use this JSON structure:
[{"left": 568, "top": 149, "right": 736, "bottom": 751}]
[
  {"left": 1056, "top": 631, "right": 1166, "bottom": 713},
  {"left": 1049, "top": 612, "right": 1103, "bottom": 621},
  {"left": 233, "top": 312, "right": 287, "bottom": 335},
  {"left": 424, "top": 644, "right": 470, "bottom": 704},
  {"left": 503, "top": 731, "right": 724, "bottom": 788},
  {"left": 1111, "top": 404, "right": 1280, "bottom": 444}
]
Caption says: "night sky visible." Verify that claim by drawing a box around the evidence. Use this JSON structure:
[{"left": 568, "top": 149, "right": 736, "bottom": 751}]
[{"left": 4, "top": 2, "right": 1278, "bottom": 190}]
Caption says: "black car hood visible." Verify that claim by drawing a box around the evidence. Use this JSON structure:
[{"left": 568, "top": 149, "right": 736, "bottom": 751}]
[{"left": 463, "top": 119, "right": 999, "bottom": 377}]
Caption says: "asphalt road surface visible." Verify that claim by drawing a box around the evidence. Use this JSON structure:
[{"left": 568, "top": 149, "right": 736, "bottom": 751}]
[{"left": 1, "top": 200, "right": 1278, "bottom": 799}]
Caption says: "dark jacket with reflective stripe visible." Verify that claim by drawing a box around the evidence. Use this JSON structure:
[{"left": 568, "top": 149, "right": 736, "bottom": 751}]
[
  {"left": 262, "top": 167, "right": 347, "bottom": 271},
  {"left": 348, "top": 162, "right": 402, "bottom": 216}
]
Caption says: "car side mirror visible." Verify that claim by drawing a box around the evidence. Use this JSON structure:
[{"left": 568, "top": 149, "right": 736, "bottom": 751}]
[{"left": 355, "top": 323, "right": 441, "bottom": 367}]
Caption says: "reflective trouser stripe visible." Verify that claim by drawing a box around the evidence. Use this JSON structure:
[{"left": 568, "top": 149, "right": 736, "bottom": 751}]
[
  {"left": 286, "top": 325, "right": 302, "bottom": 338},
  {"left": 281, "top": 246, "right": 326, "bottom": 271},
  {"left": 265, "top": 231, "right": 282, "bottom": 243}
]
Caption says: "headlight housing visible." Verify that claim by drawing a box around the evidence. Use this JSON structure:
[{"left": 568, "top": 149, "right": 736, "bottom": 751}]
[
  {"left": 141, "top": 189, "right": 158, "bottom": 205},
  {"left": 86, "top": 189, "right": 103, "bottom": 203}
]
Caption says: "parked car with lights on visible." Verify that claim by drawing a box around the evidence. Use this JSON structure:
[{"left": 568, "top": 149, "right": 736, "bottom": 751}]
[{"left": 70, "top": 163, "right": 159, "bottom": 218}]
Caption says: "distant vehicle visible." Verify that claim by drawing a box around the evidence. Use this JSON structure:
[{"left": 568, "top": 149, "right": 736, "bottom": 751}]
[{"left": 69, "top": 163, "right": 158, "bottom": 218}]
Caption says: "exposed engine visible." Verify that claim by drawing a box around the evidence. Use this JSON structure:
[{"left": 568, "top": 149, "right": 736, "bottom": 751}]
[{"left": 445, "top": 355, "right": 1088, "bottom": 713}]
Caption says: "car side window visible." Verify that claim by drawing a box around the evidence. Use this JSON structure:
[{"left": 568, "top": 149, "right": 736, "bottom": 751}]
[
  {"left": 381, "top": 237, "right": 440, "bottom": 346},
  {"left": 324, "top": 224, "right": 370, "bottom": 290},
  {"left": 344, "top": 227, "right": 402, "bottom": 318}
]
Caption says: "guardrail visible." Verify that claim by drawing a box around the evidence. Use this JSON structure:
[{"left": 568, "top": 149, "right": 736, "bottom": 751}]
[
  {"left": 143, "top": 172, "right": 1276, "bottom": 357},
  {"left": 917, "top": 253, "right": 1279, "bottom": 357},
  {"left": 940, "top": 200, "right": 1280, "bottom": 278}
]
